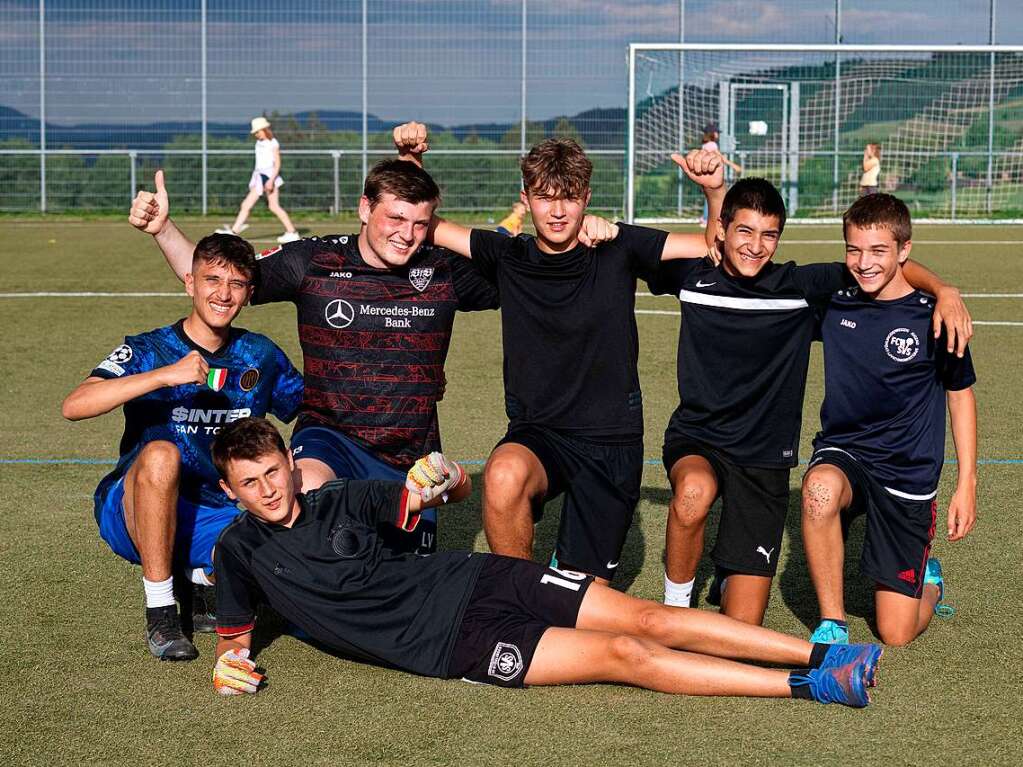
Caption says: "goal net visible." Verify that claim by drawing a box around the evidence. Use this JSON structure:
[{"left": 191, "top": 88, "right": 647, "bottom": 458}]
[{"left": 626, "top": 44, "right": 1023, "bottom": 223}]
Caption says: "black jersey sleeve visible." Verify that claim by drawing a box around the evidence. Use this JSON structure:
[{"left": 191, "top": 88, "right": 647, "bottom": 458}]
[
  {"left": 615, "top": 223, "right": 671, "bottom": 280},
  {"left": 450, "top": 254, "right": 500, "bottom": 311},
  {"left": 213, "top": 530, "right": 261, "bottom": 638},
  {"left": 468, "top": 229, "right": 512, "bottom": 281},
  {"left": 789, "top": 262, "right": 855, "bottom": 301},
  {"left": 644, "top": 256, "right": 703, "bottom": 296},
  {"left": 937, "top": 340, "right": 977, "bottom": 391},
  {"left": 251, "top": 239, "right": 316, "bottom": 304}
]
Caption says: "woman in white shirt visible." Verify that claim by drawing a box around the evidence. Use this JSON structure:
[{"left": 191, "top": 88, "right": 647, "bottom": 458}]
[
  {"left": 219, "top": 117, "right": 299, "bottom": 243},
  {"left": 859, "top": 143, "right": 881, "bottom": 196}
]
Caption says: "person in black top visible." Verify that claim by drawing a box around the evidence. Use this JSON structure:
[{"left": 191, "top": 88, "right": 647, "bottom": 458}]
[
  {"left": 632, "top": 179, "right": 972, "bottom": 626},
  {"left": 802, "top": 194, "right": 976, "bottom": 647},
  {"left": 395, "top": 123, "right": 724, "bottom": 582},
  {"left": 128, "top": 157, "right": 498, "bottom": 557},
  {"left": 207, "top": 416, "right": 881, "bottom": 708}
]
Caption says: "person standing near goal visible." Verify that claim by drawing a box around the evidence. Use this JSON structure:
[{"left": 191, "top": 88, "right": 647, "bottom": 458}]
[
  {"left": 859, "top": 143, "right": 882, "bottom": 196},
  {"left": 217, "top": 117, "right": 300, "bottom": 244}
]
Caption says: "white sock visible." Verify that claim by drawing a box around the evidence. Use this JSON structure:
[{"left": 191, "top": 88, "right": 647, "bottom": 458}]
[
  {"left": 142, "top": 576, "right": 176, "bottom": 609},
  {"left": 664, "top": 574, "right": 695, "bottom": 608},
  {"left": 189, "top": 567, "right": 214, "bottom": 587}
]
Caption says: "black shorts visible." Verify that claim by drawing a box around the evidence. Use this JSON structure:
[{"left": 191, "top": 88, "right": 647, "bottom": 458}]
[
  {"left": 497, "top": 425, "right": 643, "bottom": 581},
  {"left": 808, "top": 447, "right": 936, "bottom": 598},
  {"left": 448, "top": 555, "right": 592, "bottom": 688},
  {"left": 663, "top": 438, "right": 790, "bottom": 577}
]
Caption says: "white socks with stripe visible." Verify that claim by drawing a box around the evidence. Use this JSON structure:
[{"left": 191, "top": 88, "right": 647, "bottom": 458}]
[
  {"left": 142, "top": 576, "right": 176, "bottom": 609},
  {"left": 663, "top": 573, "right": 695, "bottom": 608}
]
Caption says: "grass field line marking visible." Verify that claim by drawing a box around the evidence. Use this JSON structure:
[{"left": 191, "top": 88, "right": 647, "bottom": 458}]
[
  {"left": 635, "top": 310, "right": 1022, "bottom": 325},
  {"left": 636, "top": 291, "right": 1023, "bottom": 299},
  {"left": 4, "top": 457, "right": 1021, "bottom": 466},
  {"left": 0, "top": 291, "right": 181, "bottom": 298}
]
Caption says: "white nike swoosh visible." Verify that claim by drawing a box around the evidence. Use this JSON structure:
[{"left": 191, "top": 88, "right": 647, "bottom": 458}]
[
  {"left": 606, "top": 561, "right": 619, "bottom": 569},
  {"left": 695, "top": 280, "right": 716, "bottom": 288}
]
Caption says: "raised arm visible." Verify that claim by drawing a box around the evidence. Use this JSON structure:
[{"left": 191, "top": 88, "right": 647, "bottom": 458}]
[
  {"left": 61, "top": 350, "right": 209, "bottom": 421},
  {"left": 391, "top": 121, "right": 474, "bottom": 257},
  {"left": 128, "top": 170, "right": 195, "bottom": 282},
  {"left": 902, "top": 260, "right": 973, "bottom": 356},
  {"left": 945, "top": 387, "right": 977, "bottom": 541}
]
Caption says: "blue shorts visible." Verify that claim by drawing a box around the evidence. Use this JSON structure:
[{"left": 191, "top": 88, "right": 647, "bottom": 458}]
[
  {"left": 290, "top": 426, "right": 437, "bottom": 554},
  {"left": 94, "top": 474, "right": 240, "bottom": 574}
]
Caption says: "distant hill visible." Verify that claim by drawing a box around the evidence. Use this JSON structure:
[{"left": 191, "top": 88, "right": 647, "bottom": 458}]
[{"left": 0, "top": 105, "right": 626, "bottom": 150}]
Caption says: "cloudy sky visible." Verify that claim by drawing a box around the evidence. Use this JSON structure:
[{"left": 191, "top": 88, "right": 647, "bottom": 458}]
[{"left": 1, "top": 0, "right": 1021, "bottom": 136}]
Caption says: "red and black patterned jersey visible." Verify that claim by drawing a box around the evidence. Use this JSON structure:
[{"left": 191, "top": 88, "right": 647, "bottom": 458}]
[{"left": 253, "top": 235, "right": 498, "bottom": 468}]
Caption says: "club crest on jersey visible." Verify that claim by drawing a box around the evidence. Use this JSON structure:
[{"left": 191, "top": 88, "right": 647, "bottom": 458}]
[
  {"left": 409, "top": 267, "right": 434, "bottom": 292},
  {"left": 885, "top": 328, "right": 920, "bottom": 362},
  {"left": 207, "top": 368, "right": 228, "bottom": 391},
  {"left": 256, "top": 245, "right": 282, "bottom": 260},
  {"left": 239, "top": 368, "right": 260, "bottom": 391},
  {"left": 488, "top": 642, "right": 524, "bottom": 682},
  {"left": 107, "top": 344, "right": 133, "bottom": 364}
]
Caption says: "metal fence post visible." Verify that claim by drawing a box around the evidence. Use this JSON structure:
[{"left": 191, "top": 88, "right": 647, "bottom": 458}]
[
  {"left": 201, "top": 0, "right": 208, "bottom": 216},
  {"left": 361, "top": 0, "right": 368, "bottom": 183},
  {"left": 951, "top": 152, "right": 958, "bottom": 221},
  {"left": 39, "top": 0, "right": 46, "bottom": 213},
  {"left": 130, "top": 150, "right": 137, "bottom": 202},
  {"left": 520, "top": 0, "right": 527, "bottom": 156},
  {"left": 332, "top": 151, "right": 341, "bottom": 215}
]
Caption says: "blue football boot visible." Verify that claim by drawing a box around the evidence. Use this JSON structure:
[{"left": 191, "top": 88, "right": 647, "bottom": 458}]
[
  {"left": 820, "top": 643, "right": 883, "bottom": 688},
  {"left": 790, "top": 661, "right": 870, "bottom": 708},
  {"left": 810, "top": 619, "right": 849, "bottom": 645},
  {"left": 924, "top": 558, "right": 955, "bottom": 617}
]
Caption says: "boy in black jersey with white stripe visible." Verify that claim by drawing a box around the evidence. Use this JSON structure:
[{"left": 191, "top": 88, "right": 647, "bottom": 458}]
[
  {"left": 208, "top": 417, "right": 881, "bottom": 707},
  {"left": 802, "top": 194, "right": 976, "bottom": 647},
  {"left": 642, "top": 180, "right": 971, "bottom": 626}
]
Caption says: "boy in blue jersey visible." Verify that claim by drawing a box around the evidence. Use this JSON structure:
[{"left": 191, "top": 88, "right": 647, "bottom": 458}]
[
  {"left": 63, "top": 234, "right": 304, "bottom": 662},
  {"left": 802, "top": 194, "right": 977, "bottom": 647}
]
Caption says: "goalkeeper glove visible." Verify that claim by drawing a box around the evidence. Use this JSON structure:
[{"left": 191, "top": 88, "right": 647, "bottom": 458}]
[
  {"left": 213, "top": 648, "right": 264, "bottom": 696},
  {"left": 405, "top": 452, "right": 465, "bottom": 503}
]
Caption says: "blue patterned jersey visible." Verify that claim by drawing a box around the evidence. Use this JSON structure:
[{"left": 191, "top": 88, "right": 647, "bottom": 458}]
[{"left": 91, "top": 319, "right": 304, "bottom": 507}]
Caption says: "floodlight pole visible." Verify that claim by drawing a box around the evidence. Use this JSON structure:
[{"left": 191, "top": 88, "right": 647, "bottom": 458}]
[
  {"left": 39, "top": 0, "right": 45, "bottom": 213},
  {"left": 831, "top": 0, "right": 841, "bottom": 213},
  {"left": 626, "top": 45, "right": 636, "bottom": 223},
  {"left": 361, "top": 0, "right": 368, "bottom": 183},
  {"left": 677, "top": 0, "right": 685, "bottom": 217}
]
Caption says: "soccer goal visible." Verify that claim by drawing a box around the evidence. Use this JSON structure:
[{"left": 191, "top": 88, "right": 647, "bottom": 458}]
[{"left": 626, "top": 43, "right": 1023, "bottom": 223}]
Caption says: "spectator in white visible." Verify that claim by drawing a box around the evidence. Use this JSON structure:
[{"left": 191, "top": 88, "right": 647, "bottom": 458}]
[{"left": 218, "top": 117, "right": 300, "bottom": 244}]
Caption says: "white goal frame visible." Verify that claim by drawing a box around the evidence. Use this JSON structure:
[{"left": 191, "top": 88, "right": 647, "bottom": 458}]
[{"left": 626, "top": 43, "right": 1023, "bottom": 224}]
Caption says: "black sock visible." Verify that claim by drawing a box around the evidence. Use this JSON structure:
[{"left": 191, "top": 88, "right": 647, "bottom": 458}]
[
  {"left": 809, "top": 643, "right": 830, "bottom": 668},
  {"left": 788, "top": 670, "right": 814, "bottom": 700}
]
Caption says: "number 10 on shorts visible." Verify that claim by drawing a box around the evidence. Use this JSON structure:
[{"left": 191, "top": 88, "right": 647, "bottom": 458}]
[{"left": 540, "top": 568, "right": 588, "bottom": 591}]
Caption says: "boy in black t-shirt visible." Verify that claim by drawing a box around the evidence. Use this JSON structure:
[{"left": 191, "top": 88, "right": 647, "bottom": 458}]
[
  {"left": 802, "top": 194, "right": 976, "bottom": 647},
  {"left": 207, "top": 416, "right": 881, "bottom": 708},
  {"left": 394, "top": 123, "right": 723, "bottom": 583}
]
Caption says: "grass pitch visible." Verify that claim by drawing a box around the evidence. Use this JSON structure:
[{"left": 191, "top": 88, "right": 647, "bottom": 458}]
[{"left": 1, "top": 218, "right": 1020, "bottom": 766}]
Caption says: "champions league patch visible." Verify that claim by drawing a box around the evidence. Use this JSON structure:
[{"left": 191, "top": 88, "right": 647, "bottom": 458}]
[
  {"left": 487, "top": 642, "right": 524, "bottom": 682},
  {"left": 409, "top": 267, "right": 434, "bottom": 292},
  {"left": 107, "top": 344, "right": 133, "bottom": 364},
  {"left": 207, "top": 368, "right": 228, "bottom": 391}
]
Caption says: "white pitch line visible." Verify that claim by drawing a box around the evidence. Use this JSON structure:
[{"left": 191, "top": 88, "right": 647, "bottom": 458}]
[
  {"left": 635, "top": 310, "right": 1022, "bottom": 326},
  {"left": 634, "top": 292, "right": 1023, "bottom": 298},
  {"left": 773, "top": 239, "right": 1023, "bottom": 246},
  {"left": 0, "top": 291, "right": 181, "bottom": 298}
]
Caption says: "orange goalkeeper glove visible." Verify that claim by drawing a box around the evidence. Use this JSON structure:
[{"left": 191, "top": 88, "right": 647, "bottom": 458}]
[
  {"left": 213, "top": 649, "right": 264, "bottom": 696},
  {"left": 405, "top": 452, "right": 465, "bottom": 503}
]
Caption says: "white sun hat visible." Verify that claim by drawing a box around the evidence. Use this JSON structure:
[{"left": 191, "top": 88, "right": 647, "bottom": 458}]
[{"left": 250, "top": 116, "right": 271, "bottom": 134}]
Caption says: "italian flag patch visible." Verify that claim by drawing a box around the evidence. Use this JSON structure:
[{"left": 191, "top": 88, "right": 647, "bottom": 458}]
[{"left": 207, "top": 368, "right": 228, "bottom": 391}]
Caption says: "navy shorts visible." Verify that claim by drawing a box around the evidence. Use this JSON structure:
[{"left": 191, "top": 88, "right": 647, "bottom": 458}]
[
  {"left": 497, "top": 425, "right": 643, "bottom": 581},
  {"left": 291, "top": 425, "right": 436, "bottom": 555},
  {"left": 663, "top": 438, "right": 790, "bottom": 577},
  {"left": 807, "top": 447, "right": 937, "bottom": 598},
  {"left": 448, "top": 555, "right": 592, "bottom": 688},
  {"left": 94, "top": 473, "right": 240, "bottom": 574}
]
